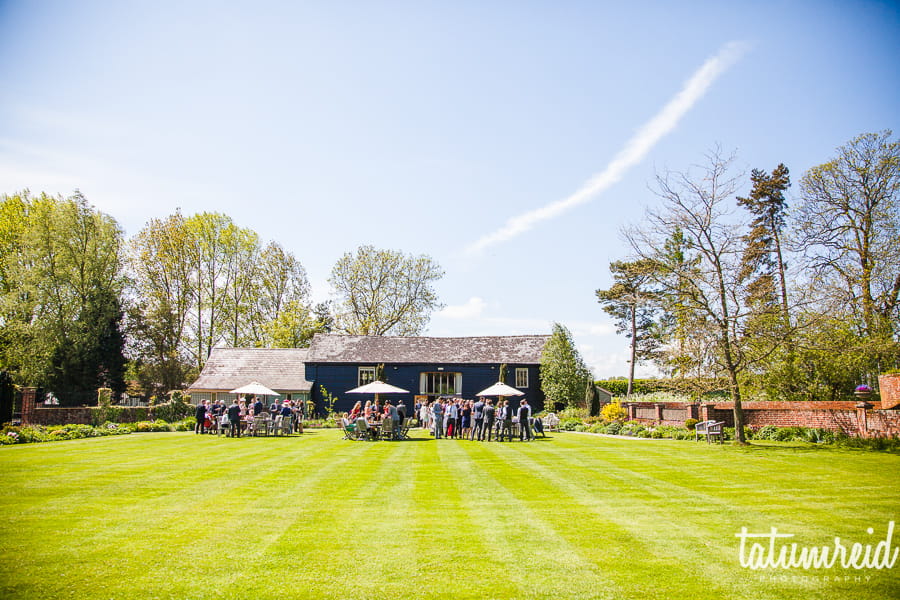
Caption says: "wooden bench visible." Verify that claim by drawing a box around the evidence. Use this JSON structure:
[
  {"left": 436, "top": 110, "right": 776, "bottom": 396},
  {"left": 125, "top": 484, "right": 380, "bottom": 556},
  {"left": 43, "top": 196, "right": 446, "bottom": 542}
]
[
  {"left": 543, "top": 413, "right": 560, "bottom": 432},
  {"left": 695, "top": 420, "right": 725, "bottom": 444}
]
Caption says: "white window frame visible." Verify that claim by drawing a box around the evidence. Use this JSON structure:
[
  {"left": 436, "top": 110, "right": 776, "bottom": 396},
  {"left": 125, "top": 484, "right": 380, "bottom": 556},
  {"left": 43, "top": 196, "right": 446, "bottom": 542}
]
[
  {"left": 420, "top": 372, "right": 462, "bottom": 397},
  {"left": 358, "top": 366, "right": 376, "bottom": 387},
  {"left": 515, "top": 368, "right": 529, "bottom": 388}
]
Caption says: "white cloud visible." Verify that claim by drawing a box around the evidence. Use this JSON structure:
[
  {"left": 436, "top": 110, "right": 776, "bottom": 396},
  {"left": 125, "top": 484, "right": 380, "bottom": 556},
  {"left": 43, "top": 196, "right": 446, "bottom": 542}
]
[
  {"left": 437, "top": 296, "right": 488, "bottom": 320},
  {"left": 465, "top": 40, "right": 749, "bottom": 256}
]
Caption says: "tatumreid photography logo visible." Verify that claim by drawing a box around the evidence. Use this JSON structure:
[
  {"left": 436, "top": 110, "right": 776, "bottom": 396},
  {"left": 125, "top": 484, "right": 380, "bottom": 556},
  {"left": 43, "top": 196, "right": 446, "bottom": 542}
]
[{"left": 736, "top": 521, "right": 898, "bottom": 570}]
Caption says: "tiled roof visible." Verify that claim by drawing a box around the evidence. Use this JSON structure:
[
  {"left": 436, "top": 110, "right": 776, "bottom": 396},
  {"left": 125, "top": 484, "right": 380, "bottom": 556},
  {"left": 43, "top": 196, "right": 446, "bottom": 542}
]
[
  {"left": 305, "top": 333, "right": 549, "bottom": 364},
  {"left": 187, "top": 348, "right": 312, "bottom": 392}
]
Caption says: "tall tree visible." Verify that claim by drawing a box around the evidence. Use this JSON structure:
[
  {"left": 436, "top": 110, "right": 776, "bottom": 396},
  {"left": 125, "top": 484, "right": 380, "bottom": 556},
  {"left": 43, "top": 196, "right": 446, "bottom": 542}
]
[
  {"left": 329, "top": 245, "right": 445, "bottom": 336},
  {"left": 737, "top": 163, "right": 792, "bottom": 334},
  {"left": 624, "top": 149, "right": 754, "bottom": 442},
  {"left": 250, "top": 242, "right": 310, "bottom": 345},
  {"left": 796, "top": 131, "right": 900, "bottom": 347},
  {"left": 0, "top": 191, "right": 126, "bottom": 400},
  {"left": 127, "top": 211, "right": 196, "bottom": 392},
  {"left": 540, "top": 323, "right": 592, "bottom": 409},
  {"left": 129, "top": 211, "right": 312, "bottom": 388},
  {"left": 596, "top": 259, "right": 660, "bottom": 397}
]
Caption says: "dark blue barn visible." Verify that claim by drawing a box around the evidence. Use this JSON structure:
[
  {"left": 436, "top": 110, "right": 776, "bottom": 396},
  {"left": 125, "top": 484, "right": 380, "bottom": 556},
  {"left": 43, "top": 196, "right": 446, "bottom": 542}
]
[{"left": 304, "top": 333, "right": 549, "bottom": 415}]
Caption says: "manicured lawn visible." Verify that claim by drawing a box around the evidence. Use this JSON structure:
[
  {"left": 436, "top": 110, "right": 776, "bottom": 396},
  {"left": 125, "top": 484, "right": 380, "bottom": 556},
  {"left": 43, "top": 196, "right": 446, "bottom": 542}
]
[{"left": 0, "top": 429, "right": 897, "bottom": 599}]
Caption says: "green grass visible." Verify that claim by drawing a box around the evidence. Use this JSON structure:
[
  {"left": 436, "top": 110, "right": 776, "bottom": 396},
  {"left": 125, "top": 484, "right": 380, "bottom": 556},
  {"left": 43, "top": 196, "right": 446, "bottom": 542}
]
[{"left": 0, "top": 429, "right": 897, "bottom": 599}]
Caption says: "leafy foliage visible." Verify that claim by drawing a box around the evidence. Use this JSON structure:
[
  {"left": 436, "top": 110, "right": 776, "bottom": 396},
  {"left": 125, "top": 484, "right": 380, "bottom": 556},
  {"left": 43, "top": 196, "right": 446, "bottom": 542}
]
[
  {"left": 600, "top": 401, "right": 626, "bottom": 422},
  {"left": 0, "top": 192, "right": 127, "bottom": 400},
  {"left": 329, "top": 245, "right": 445, "bottom": 336},
  {"left": 540, "top": 323, "right": 592, "bottom": 409}
]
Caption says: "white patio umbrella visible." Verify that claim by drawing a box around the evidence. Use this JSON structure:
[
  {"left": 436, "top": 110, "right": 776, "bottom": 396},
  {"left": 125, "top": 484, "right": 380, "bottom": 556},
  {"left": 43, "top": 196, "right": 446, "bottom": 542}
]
[
  {"left": 346, "top": 380, "right": 409, "bottom": 406},
  {"left": 346, "top": 380, "right": 409, "bottom": 395},
  {"left": 229, "top": 381, "right": 280, "bottom": 397},
  {"left": 475, "top": 381, "right": 524, "bottom": 397}
]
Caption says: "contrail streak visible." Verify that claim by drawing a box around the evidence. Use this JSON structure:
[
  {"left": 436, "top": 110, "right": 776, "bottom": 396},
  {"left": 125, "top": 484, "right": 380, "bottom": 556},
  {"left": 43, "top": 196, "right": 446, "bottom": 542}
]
[{"left": 465, "top": 40, "right": 749, "bottom": 256}]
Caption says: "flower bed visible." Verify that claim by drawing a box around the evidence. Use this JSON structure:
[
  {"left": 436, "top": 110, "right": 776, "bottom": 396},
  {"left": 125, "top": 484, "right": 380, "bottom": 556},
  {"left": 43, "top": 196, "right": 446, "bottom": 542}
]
[{"left": 0, "top": 419, "right": 196, "bottom": 445}]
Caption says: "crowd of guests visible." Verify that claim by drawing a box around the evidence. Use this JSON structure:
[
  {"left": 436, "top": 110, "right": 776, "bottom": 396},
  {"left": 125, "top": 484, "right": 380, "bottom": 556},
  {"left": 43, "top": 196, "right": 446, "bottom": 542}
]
[
  {"left": 341, "top": 396, "right": 544, "bottom": 441},
  {"left": 194, "top": 395, "right": 303, "bottom": 437}
]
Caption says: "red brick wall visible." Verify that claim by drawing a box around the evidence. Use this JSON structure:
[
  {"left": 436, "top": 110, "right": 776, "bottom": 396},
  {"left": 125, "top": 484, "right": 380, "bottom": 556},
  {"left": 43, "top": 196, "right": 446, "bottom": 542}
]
[
  {"left": 878, "top": 374, "right": 900, "bottom": 410},
  {"left": 867, "top": 410, "right": 900, "bottom": 437},
  {"left": 624, "top": 401, "right": 900, "bottom": 437},
  {"left": 25, "top": 406, "right": 150, "bottom": 426}
]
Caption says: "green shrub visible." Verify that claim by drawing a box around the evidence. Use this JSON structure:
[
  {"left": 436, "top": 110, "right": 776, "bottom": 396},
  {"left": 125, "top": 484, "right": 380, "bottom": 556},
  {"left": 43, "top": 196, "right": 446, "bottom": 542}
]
[
  {"left": 135, "top": 420, "right": 172, "bottom": 433},
  {"left": 173, "top": 419, "right": 194, "bottom": 432},
  {"left": 754, "top": 425, "right": 778, "bottom": 440},
  {"left": 588, "top": 422, "right": 606, "bottom": 434},
  {"left": 605, "top": 421, "right": 622, "bottom": 435},
  {"left": 772, "top": 427, "right": 804, "bottom": 442},
  {"left": 834, "top": 435, "right": 900, "bottom": 452},
  {"left": 152, "top": 397, "right": 193, "bottom": 423},
  {"left": 559, "top": 418, "right": 583, "bottom": 431},
  {"left": 684, "top": 418, "right": 698, "bottom": 431},
  {"left": 557, "top": 407, "right": 589, "bottom": 421}
]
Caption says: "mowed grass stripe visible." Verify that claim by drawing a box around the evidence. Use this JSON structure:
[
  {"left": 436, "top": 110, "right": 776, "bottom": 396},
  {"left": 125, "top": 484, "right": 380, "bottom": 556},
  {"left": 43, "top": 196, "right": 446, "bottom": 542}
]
[
  {"left": 1, "top": 432, "right": 376, "bottom": 599},
  {"left": 462, "top": 438, "right": 716, "bottom": 599},
  {"left": 1, "top": 429, "right": 898, "bottom": 600},
  {"left": 499, "top": 438, "right": 767, "bottom": 598},
  {"left": 445, "top": 440, "right": 618, "bottom": 600},
  {"left": 510, "top": 433, "right": 899, "bottom": 599},
  {"left": 406, "top": 436, "right": 502, "bottom": 600}
]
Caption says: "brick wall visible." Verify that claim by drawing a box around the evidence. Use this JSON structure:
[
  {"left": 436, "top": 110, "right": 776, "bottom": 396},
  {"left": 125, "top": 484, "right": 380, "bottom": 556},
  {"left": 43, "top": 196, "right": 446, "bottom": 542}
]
[
  {"left": 24, "top": 406, "right": 150, "bottom": 426},
  {"left": 624, "top": 400, "right": 900, "bottom": 438},
  {"left": 878, "top": 374, "right": 900, "bottom": 410}
]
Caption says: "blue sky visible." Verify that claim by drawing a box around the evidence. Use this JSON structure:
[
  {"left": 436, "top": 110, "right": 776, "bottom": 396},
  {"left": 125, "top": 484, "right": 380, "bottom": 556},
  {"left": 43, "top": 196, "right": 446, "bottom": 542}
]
[{"left": 1, "top": 1, "right": 898, "bottom": 377}]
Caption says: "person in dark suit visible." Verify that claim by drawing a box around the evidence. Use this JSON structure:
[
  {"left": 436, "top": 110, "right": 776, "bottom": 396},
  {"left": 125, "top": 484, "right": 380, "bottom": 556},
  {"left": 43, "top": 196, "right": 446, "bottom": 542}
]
[
  {"left": 518, "top": 399, "right": 533, "bottom": 441},
  {"left": 482, "top": 399, "right": 495, "bottom": 441},
  {"left": 195, "top": 400, "right": 208, "bottom": 434},
  {"left": 252, "top": 396, "right": 264, "bottom": 416},
  {"left": 471, "top": 398, "right": 485, "bottom": 440},
  {"left": 227, "top": 400, "right": 242, "bottom": 438}
]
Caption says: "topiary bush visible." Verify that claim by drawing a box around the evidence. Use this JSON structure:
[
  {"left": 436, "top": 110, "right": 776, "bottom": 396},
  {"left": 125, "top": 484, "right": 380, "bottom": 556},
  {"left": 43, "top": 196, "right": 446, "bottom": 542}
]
[{"left": 684, "top": 418, "right": 699, "bottom": 431}]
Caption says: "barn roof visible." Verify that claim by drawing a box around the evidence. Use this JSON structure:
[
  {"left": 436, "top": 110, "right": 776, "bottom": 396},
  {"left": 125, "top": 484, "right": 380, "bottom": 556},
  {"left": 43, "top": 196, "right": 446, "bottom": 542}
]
[
  {"left": 305, "top": 333, "right": 549, "bottom": 365},
  {"left": 187, "top": 348, "right": 313, "bottom": 392}
]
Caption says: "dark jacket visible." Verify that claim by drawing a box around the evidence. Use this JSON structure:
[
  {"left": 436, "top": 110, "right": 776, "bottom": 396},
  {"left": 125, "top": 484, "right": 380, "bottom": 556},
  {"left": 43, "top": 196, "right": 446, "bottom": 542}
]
[{"left": 227, "top": 404, "right": 242, "bottom": 422}]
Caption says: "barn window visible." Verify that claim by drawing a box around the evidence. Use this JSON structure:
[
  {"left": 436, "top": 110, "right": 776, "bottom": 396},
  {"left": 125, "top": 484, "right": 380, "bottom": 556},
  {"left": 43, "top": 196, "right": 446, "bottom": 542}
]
[
  {"left": 358, "top": 366, "right": 376, "bottom": 387},
  {"left": 420, "top": 372, "right": 462, "bottom": 397},
  {"left": 515, "top": 368, "right": 529, "bottom": 388}
]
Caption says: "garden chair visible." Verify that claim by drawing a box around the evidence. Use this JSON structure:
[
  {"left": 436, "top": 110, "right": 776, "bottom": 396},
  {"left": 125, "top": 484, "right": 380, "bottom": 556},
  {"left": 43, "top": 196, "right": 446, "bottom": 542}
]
[
  {"left": 216, "top": 415, "right": 230, "bottom": 436},
  {"left": 270, "top": 415, "right": 284, "bottom": 436},
  {"left": 341, "top": 420, "right": 356, "bottom": 440},
  {"left": 397, "top": 420, "right": 411, "bottom": 440},
  {"left": 253, "top": 414, "right": 270, "bottom": 437},
  {"left": 355, "top": 418, "right": 372, "bottom": 441},
  {"left": 381, "top": 418, "right": 395, "bottom": 441}
]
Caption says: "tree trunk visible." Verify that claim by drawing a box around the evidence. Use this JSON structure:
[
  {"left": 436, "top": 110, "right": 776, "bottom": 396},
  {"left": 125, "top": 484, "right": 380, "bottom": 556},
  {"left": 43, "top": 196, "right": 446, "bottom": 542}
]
[{"left": 627, "top": 306, "right": 637, "bottom": 397}]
